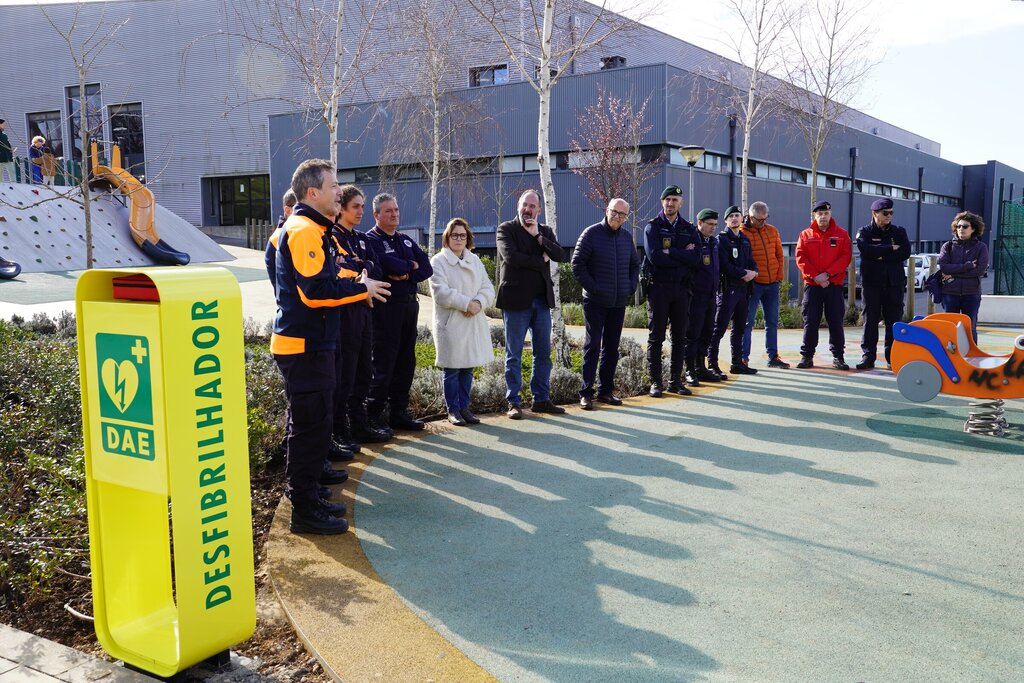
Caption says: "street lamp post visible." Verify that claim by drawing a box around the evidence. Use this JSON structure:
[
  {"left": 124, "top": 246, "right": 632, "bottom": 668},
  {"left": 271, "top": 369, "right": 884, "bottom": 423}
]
[{"left": 680, "top": 145, "right": 706, "bottom": 223}]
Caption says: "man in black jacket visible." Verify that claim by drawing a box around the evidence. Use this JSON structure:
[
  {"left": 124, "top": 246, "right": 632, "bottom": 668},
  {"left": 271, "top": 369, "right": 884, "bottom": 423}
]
[
  {"left": 855, "top": 198, "right": 911, "bottom": 369},
  {"left": 571, "top": 198, "right": 640, "bottom": 410},
  {"left": 642, "top": 185, "right": 699, "bottom": 397},
  {"left": 364, "top": 193, "right": 433, "bottom": 431},
  {"left": 709, "top": 205, "right": 758, "bottom": 378},
  {"left": 497, "top": 189, "right": 567, "bottom": 419}
]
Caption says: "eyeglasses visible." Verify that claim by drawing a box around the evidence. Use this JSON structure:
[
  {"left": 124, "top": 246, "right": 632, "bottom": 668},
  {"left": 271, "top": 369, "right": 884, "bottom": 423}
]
[
  {"left": 608, "top": 210, "right": 628, "bottom": 218},
  {"left": 449, "top": 233, "right": 468, "bottom": 239},
  {"left": 880, "top": 210, "right": 894, "bottom": 216},
  {"left": 955, "top": 223, "right": 972, "bottom": 229}
]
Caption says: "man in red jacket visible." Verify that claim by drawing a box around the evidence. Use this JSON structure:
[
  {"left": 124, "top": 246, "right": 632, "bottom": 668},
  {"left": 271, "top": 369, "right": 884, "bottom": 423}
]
[{"left": 795, "top": 201, "right": 851, "bottom": 370}]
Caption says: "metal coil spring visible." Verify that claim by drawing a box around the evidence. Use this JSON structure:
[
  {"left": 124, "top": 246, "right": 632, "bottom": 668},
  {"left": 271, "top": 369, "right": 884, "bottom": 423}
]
[{"left": 963, "top": 399, "right": 1009, "bottom": 437}]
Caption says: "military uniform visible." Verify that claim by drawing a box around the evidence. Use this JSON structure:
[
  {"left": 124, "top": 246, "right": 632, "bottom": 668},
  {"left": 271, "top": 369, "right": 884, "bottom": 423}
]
[{"left": 711, "top": 225, "right": 756, "bottom": 374}]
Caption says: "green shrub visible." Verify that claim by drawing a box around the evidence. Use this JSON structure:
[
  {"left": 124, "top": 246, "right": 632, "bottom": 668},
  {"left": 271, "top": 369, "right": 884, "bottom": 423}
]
[
  {"left": 558, "top": 262, "right": 583, "bottom": 304},
  {"left": 561, "top": 302, "right": 583, "bottom": 326},
  {"left": 624, "top": 303, "right": 648, "bottom": 328},
  {"left": 479, "top": 254, "right": 497, "bottom": 284},
  {"left": 415, "top": 342, "right": 437, "bottom": 368}
]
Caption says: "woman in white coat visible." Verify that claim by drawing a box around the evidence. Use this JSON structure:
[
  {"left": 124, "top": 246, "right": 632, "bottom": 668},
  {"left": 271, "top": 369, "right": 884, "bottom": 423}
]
[{"left": 429, "top": 218, "right": 496, "bottom": 426}]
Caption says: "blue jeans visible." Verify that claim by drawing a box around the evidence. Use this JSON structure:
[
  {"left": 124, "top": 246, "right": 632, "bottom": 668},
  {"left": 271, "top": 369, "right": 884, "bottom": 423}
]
[
  {"left": 503, "top": 296, "right": 552, "bottom": 405},
  {"left": 942, "top": 294, "right": 982, "bottom": 343},
  {"left": 743, "top": 281, "right": 780, "bottom": 361},
  {"left": 442, "top": 367, "right": 474, "bottom": 412}
]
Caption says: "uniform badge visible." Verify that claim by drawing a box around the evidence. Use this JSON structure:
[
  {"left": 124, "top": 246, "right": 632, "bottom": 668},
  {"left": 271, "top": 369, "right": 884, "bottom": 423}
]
[
  {"left": 360, "top": 240, "right": 366, "bottom": 250},
  {"left": 404, "top": 240, "right": 413, "bottom": 248},
  {"left": 662, "top": 238, "right": 672, "bottom": 249},
  {"left": 829, "top": 237, "right": 837, "bottom": 247},
  {"left": 732, "top": 247, "right": 738, "bottom": 259},
  {"left": 703, "top": 255, "right": 711, "bottom": 266}
]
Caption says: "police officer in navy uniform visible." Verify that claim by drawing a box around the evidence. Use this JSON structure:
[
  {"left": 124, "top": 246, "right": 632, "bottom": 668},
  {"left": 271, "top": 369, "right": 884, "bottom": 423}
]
[
  {"left": 333, "top": 185, "right": 391, "bottom": 445},
  {"left": 364, "top": 193, "right": 433, "bottom": 432},
  {"left": 643, "top": 185, "right": 699, "bottom": 396},
  {"left": 709, "top": 205, "right": 758, "bottom": 379},
  {"left": 855, "top": 198, "right": 911, "bottom": 369},
  {"left": 685, "top": 208, "right": 721, "bottom": 386}
]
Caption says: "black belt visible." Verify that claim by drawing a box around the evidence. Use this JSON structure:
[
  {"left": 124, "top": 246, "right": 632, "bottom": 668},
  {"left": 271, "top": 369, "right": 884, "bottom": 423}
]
[{"left": 388, "top": 293, "right": 419, "bottom": 303}]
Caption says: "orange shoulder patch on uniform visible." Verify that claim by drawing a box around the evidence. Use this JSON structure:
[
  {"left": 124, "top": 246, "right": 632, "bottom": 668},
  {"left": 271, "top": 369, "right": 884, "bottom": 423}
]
[{"left": 285, "top": 216, "right": 326, "bottom": 278}]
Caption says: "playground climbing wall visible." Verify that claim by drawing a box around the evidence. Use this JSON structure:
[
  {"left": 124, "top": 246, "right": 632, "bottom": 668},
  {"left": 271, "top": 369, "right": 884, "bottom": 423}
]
[{"left": 0, "top": 183, "right": 231, "bottom": 272}]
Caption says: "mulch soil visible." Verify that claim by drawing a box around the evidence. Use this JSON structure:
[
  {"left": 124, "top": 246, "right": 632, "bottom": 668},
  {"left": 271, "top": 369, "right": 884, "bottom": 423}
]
[{"left": 1, "top": 463, "right": 331, "bottom": 682}]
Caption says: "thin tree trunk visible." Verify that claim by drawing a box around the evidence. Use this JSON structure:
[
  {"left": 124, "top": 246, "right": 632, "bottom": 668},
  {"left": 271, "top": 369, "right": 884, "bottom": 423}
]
[
  {"left": 428, "top": 93, "right": 441, "bottom": 255},
  {"left": 79, "top": 72, "right": 93, "bottom": 269},
  {"left": 328, "top": 0, "right": 346, "bottom": 167}
]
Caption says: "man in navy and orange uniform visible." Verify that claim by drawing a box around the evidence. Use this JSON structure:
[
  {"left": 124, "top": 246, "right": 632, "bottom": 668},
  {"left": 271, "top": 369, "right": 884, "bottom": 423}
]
[
  {"left": 364, "top": 193, "right": 433, "bottom": 432},
  {"left": 642, "top": 185, "right": 699, "bottom": 397},
  {"left": 273, "top": 159, "right": 389, "bottom": 535},
  {"left": 684, "top": 208, "right": 721, "bottom": 387},
  {"left": 709, "top": 205, "right": 758, "bottom": 379},
  {"left": 264, "top": 188, "right": 298, "bottom": 292},
  {"left": 795, "top": 200, "right": 852, "bottom": 370},
  {"left": 855, "top": 197, "right": 910, "bottom": 369},
  {"left": 332, "top": 185, "right": 391, "bottom": 446}
]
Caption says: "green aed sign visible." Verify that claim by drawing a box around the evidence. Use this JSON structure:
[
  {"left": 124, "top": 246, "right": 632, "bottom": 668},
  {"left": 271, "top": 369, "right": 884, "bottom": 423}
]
[{"left": 96, "top": 333, "right": 156, "bottom": 460}]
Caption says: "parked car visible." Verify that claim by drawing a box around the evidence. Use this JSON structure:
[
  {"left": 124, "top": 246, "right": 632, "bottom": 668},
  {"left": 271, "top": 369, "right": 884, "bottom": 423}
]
[{"left": 907, "top": 253, "right": 939, "bottom": 291}]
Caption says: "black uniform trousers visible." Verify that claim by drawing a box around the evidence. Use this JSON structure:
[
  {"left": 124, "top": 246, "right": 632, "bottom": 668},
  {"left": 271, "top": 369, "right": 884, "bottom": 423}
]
[
  {"left": 334, "top": 303, "right": 373, "bottom": 431},
  {"left": 367, "top": 296, "right": 419, "bottom": 415},
  {"left": 647, "top": 280, "right": 690, "bottom": 385},
  {"left": 580, "top": 300, "right": 626, "bottom": 398},
  {"left": 274, "top": 350, "right": 335, "bottom": 505},
  {"left": 709, "top": 286, "right": 749, "bottom": 365},
  {"left": 686, "top": 290, "right": 716, "bottom": 366},
  {"left": 800, "top": 284, "right": 846, "bottom": 358},
  {"left": 860, "top": 285, "right": 904, "bottom": 364}
]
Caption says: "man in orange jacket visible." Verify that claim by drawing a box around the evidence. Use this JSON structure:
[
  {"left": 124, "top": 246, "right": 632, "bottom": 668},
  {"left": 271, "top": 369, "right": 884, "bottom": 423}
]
[
  {"left": 741, "top": 201, "right": 789, "bottom": 369},
  {"left": 795, "top": 200, "right": 851, "bottom": 370}
]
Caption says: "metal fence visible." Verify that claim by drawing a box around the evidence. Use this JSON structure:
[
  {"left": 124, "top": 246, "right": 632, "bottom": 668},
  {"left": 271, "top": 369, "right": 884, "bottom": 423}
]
[
  {"left": 994, "top": 199, "right": 1024, "bottom": 295},
  {"left": 8, "top": 156, "right": 83, "bottom": 186},
  {"left": 245, "top": 218, "right": 274, "bottom": 250}
]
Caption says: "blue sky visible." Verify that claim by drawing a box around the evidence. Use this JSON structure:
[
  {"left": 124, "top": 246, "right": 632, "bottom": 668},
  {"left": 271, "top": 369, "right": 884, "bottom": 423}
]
[{"left": 618, "top": 0, "right": 1024, "bottom": 173}]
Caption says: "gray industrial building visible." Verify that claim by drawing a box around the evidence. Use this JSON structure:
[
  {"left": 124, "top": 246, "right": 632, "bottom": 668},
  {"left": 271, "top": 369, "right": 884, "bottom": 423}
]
[{"left": 3, "top": 0, "right": 1023, "bottom": 259}]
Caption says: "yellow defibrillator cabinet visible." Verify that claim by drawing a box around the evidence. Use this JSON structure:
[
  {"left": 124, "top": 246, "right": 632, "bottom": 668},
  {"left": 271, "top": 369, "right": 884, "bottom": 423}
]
[{"left": 76, "top": 268, "right": 255, "bottom": 677}]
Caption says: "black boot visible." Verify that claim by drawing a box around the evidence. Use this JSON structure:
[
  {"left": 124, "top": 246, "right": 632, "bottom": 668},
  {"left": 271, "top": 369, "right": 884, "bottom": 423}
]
[
  {"left": 389, "top": 407, "right": 425, "bottom": 431},
  {"left": 684, "top": 358, "right": 701, "bottom": 387},
  {"left": 707, "top": 360, "right": 728, "bottom": 381},
  {"left": 352, "top": 415, "right": 391, "bottom": 443},
  {"left": 695, "top": 358, "right": 722, "bottom": 382},
  {"left": 832, "top": 356, "right": 850, "bottom": 371},
  {"left": 329, "top": 416, "right": 360, "bottom": 458}
]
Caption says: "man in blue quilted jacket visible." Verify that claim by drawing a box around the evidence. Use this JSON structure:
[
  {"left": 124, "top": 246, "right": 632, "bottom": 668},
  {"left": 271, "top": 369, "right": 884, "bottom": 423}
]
[{"left": 571, "top": 198, "right": 640, "bottom": 410}]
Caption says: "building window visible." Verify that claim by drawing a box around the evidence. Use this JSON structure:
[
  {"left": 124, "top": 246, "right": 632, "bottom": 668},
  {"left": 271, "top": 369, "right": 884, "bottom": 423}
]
[
  {"left": 66, "top": 84, "right": 102, "bottom": 162},
  {"left": 214, "top": 175, "right": 270, "bottom": 226},
  {"left": 26, "top": 111, "right": 64, "bottom": 159},
  {"left": 109, "top": 103, "right": 145, "bottom": 181},
  {"left": 470, "top": 64, "right": 509, "bottom": 88}
]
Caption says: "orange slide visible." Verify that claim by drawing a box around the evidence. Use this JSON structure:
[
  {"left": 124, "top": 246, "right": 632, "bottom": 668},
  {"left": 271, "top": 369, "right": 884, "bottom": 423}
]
[{"left": 90, "top": 142, "right": 189, "bottom": 265}]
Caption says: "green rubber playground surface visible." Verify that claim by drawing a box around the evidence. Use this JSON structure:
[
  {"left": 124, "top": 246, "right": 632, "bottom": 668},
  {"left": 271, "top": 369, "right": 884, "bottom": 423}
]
[{"left": 355, "top": 370, "right": 1024, "bottom": 682}]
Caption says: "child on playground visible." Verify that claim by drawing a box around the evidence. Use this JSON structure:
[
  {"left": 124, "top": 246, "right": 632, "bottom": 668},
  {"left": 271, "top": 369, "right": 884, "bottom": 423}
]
[{"left": 32, "top": 146, "right": 58, "bottom": 186}]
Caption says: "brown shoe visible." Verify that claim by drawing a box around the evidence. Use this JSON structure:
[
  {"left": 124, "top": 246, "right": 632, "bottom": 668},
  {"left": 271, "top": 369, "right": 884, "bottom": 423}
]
[
  {"left": 531, "top": 399, "right": 566, "bottom": 414},
  {"left": 507, "top": 403, "right": 523, "bottom": 420}
]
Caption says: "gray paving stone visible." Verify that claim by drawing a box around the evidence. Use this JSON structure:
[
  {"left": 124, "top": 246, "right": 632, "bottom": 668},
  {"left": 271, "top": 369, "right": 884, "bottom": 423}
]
[
  {"left": 0, "top": 665, "right": 62, "bottom": 682},
  {"left": 0, "top": 659, "right": 18, "bottom": 676},
  {"left": 62, "top": 660, "right": 151, "bottom": 683}
]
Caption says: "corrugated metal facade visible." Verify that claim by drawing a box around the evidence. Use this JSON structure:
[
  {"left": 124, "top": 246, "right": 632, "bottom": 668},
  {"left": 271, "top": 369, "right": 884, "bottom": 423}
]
[{"left": 2, "top": 0, "right": 1019, "bottom": 249}]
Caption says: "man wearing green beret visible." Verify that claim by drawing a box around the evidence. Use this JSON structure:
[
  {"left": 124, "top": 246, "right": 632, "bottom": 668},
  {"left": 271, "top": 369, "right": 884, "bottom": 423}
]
[
  {"left": 685, "top": 209, "right": 723, "bottom": 386},
  {"left": 642, "top": 185, "right": 700, "bottom": 396}
]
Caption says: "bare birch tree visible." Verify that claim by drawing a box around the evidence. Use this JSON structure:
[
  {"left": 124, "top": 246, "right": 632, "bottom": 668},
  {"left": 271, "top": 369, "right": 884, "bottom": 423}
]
[
  {"left": 709, "top": 0, "right": 793, "bottom": 209},
  {"left": 41, "top": 2, "right": 128, "bottom": 270},
  {"left": 465, "top": 0, "right": 640, "bottom": 365},
  {"left": 778, "top": 0, "right": 876, "bottom": 203}
]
